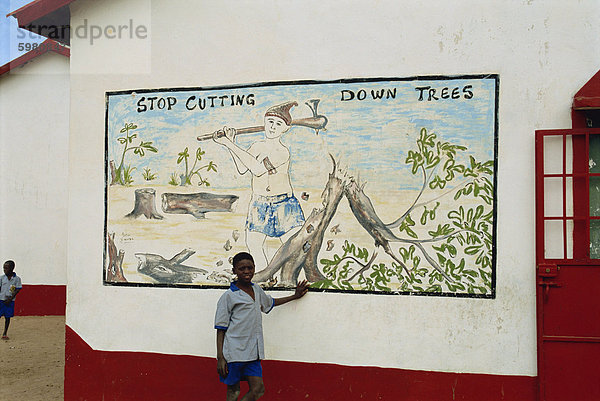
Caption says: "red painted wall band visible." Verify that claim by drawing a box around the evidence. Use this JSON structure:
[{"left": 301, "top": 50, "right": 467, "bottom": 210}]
[
  {"left": 15, "top": 284, "right": 66, "bottom": 316},
  {"left": 65, "top": 325, "right": 537, "bottom": 401}
]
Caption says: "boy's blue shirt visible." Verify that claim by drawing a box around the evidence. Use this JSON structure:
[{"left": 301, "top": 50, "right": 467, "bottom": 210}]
[{"left": 215, "top": 282, "right": 274, "bottom": 362}]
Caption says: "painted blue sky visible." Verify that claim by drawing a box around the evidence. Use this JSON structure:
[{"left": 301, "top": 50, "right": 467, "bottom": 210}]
[
  {"left": 0, "top": 0, "right": 45, "bottom": 65},
  {"left": 107, "top": 77, "right": 497, "bottom": 192}
]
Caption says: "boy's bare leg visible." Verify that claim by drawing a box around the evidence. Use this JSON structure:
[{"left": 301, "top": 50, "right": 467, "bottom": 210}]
[
  {"left": 241, "top": 376, "right": 265, "bottom": 401},
  {"left": 226, "top": 383, "right": 240, "bottom": 401},
  {"left": 3, "top": 317, "right": 10, "bottom": 337}
]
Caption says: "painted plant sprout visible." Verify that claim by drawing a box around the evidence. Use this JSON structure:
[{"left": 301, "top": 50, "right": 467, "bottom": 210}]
[
  {"left": 172, "top": 146, "right": 217, "bottom": 186},
  {"left": 110, "top": 122, "right": 157, "bottom": 185},
  {"left": 109, "top": 123, "right": 218, "bottom": 187},
  {"left": 105, "top": 76, "right": 497, "bottom": 297}
]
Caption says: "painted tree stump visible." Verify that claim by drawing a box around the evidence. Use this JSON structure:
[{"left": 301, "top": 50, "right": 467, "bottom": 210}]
[{"left": 126, "top": 188, "right": 164, "bottom": 219}]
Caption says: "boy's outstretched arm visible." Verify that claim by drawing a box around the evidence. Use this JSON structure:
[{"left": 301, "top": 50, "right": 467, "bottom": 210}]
[
  {"left": 216, "top": 329, "right": 228, "bottom": 377},
  {"left": 273, "top": 280, "right": 309, "bottom": 307}
]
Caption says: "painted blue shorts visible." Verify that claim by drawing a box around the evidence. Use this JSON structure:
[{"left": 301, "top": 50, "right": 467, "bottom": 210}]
[
  {"left": 219, "top": 360, "right": 262, "bottom": 385},
  {"left": 0, "top": 301, "right": 15, "bottom": 318},
  {"left": 247, "top": 193, "right": 305, "bottom": 237}
]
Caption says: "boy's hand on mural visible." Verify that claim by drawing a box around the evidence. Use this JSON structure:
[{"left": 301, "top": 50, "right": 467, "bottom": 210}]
[{"left": 294, "top": 280, "right": 309, "bottom": 299}]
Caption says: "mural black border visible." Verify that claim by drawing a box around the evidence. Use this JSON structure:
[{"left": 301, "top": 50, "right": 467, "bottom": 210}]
[
  {"left": 103, "top": 74, "right": 500, "bottom": 300},
  {"left": 104, "top": 90, "right": 109, "bottom": 287}
]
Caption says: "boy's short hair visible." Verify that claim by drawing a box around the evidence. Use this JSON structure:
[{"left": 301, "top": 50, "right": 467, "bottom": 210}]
[
  {"left": 3, "top": 260, "right": 15, "bottom": 270},
  {"left": 232, "top": 252, "right": 254, "bottom": 268}
]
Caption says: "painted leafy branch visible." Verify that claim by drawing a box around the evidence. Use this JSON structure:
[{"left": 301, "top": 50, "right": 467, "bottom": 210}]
[
  {"left": 316, "top": 127, "right": 494, "bottom": 294},
  {"left": 175, "top": 146, "right": 217, "bottom": 186},
  {"left": 314, "top": 241, "right": 377, "bottom": 291},
  {"left": 393, "top": 128, "right": 493, "bottom": 293},
  {"left": 112, "top": 123, "right": 158, "bottom": 185}
]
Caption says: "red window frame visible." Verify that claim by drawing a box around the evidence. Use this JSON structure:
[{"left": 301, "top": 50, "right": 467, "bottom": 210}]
[{"left": 535, "top": 128, "right": 600, "bottom": 265}]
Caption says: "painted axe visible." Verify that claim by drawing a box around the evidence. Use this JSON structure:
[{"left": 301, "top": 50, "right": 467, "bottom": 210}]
[{"left": 197, "top": 99, "right": 328, "bottom": 141}]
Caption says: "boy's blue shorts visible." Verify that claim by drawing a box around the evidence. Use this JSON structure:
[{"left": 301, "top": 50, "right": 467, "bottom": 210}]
[
  {"left": 0, "top": 301, "right": 15, "bottom": 318},
  {"left": 219, "top": 360, "right": 262, "bottom": 385}
]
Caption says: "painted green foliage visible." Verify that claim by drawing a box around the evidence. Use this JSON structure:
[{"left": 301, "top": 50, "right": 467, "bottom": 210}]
[
  {"left": 111, "top": 123, "right": 218, "bottom": 187},
  {"left": 113, "top": 122, "right": 158, "bottom": 186},
  {"left": 316, "top": 128, "right": 494, "bottom": 294},
  {"left": 142, "top": 167, "right": 157, "bottom": 181},
  {"left": 170, "top": 146, "right": 218, "bottom": 186}
]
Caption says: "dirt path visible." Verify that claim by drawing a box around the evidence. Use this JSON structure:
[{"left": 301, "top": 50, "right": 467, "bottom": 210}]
[{"left": 0, "top": 315, "right": 65, "bottom": 400}]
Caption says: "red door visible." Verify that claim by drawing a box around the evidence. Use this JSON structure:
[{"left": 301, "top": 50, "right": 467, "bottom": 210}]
[{"left": 535, "top": 128, "right": 600, "bottom": 401}]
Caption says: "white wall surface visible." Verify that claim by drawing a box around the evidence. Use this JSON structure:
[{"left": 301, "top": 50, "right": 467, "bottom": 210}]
[
  {"left": 67, "top": 0, "right": 600, "bottom": 376},
  {"left": 0, "top": 51, "right": 69, "bottom": 285}
]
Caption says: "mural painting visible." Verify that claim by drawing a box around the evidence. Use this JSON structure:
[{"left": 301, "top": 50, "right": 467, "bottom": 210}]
[{"left": 104, "top": 76, "right": 498, "bottom": 297}]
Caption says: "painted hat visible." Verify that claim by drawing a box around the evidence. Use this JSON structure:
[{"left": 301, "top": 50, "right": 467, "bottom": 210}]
[{"left": 265, "top": 101, "right": 298, "bottom": 126}]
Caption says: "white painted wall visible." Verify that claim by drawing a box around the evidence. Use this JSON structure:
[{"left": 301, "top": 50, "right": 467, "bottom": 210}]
[
  {"left": 0, "top": 51, "right": 69, "bottom": 285},
  {"left": 67, "top": 0, "right": 600, "bottom": 376}
]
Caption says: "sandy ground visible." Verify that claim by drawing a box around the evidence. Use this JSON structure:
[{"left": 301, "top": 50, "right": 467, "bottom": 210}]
[{"left": 0, "top": 316, "right": 65, "bottom": 400}]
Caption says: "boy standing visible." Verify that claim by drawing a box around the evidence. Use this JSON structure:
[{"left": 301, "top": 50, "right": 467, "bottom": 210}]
[
  {"left": 215, "top": 252, "right": 308, "bottom": 401},
  {"left": 1, "top": 260, "right": 22, "bottom": 340}
]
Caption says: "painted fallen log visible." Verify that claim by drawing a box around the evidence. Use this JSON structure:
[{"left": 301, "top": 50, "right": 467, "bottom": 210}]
[
  {"left": 135, "top": 249, "right": 208, "bottom": 284},
  {"left": 161, "top": 192, "right": 239, "bottom": 219}
]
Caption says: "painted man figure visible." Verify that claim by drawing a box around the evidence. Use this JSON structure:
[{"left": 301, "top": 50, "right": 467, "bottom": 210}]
[{"left": 214, "top": 101, "right": 305, "bottom": 272}]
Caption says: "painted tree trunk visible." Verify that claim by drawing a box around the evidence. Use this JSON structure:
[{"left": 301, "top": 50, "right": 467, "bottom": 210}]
[
  {"left": 109, "top": 160, "right": 118, "bottom": 185},
  {"left": 344, "top": 180, "right": 452, "bottom": 282},
  {"left": 106, "top": 232, "right": 127, "bottom": 283}
]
